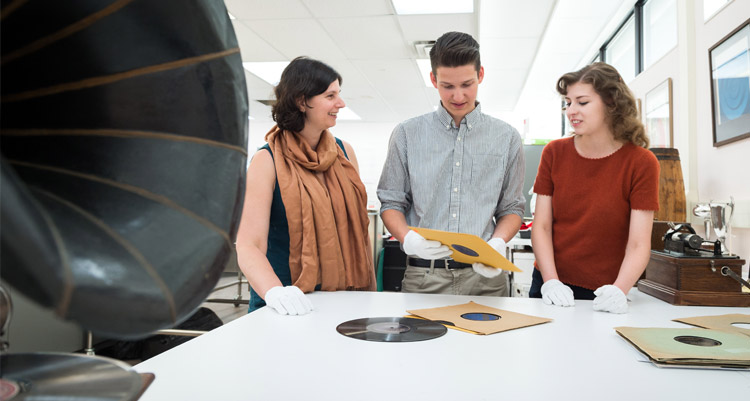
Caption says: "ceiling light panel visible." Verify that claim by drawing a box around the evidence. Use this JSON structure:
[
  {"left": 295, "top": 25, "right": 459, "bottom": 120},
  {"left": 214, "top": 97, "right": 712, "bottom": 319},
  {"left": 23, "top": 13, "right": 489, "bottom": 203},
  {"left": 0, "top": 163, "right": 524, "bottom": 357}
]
[
  {"left": 243, "top": 61, "right": 289, "bottom": 86},
  {"left": 337, "top": 107, "right": 361, "bottom": 120}
]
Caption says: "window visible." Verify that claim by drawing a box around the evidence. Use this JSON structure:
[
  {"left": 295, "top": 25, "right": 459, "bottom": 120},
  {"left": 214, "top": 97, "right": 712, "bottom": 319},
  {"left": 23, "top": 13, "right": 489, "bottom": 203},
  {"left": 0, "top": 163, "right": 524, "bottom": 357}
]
[
  {"left": 605, "top": 15, "right": 636, "bottom": 83},
  {"left": 704, "top": 0, "right": 731, "bottom": 22},
  {"left": 643, "top": 0, "right": 677, "bottom": 69}
]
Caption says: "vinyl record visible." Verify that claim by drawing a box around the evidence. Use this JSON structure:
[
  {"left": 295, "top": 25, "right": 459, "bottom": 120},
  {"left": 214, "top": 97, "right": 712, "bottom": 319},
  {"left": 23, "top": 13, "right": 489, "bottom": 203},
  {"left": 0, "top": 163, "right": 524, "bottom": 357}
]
[
  {"left": 615, "top": 327, "right": 750, "bottom": 366},
  {"left": 0, "top": 352, "right": 143, "bottom": 400},
  {"left": 336, "top": 317, "right": 447, "bottom": 342}
]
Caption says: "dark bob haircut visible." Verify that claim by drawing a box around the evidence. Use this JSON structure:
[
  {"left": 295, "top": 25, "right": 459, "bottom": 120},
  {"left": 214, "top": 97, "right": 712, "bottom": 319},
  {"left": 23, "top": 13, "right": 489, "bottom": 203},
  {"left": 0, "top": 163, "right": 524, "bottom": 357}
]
[{"left": 272, "top": 56, "right": 342, "bottom": 133}]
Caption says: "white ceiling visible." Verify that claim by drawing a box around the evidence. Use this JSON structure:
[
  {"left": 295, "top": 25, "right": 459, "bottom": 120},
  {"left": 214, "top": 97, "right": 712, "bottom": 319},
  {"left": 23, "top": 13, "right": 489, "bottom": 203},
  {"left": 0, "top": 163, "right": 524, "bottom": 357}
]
[{"left": 225, "top": 0, "right": 632, "bottom": 124}]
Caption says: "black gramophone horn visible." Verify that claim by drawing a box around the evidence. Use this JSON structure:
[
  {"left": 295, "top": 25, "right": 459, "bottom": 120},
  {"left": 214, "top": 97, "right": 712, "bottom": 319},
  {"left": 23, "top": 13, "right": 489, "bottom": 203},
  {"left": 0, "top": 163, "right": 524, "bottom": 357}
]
[{"left": 0, "top": 0, "right": 248, "bottom": 338}]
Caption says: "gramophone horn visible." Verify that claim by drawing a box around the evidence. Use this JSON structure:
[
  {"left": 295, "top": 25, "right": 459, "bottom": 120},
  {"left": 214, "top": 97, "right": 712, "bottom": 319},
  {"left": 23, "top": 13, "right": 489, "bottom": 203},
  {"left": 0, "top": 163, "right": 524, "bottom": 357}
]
[{"left": 0, "top": 0, "right": 248, "bottom": 338}]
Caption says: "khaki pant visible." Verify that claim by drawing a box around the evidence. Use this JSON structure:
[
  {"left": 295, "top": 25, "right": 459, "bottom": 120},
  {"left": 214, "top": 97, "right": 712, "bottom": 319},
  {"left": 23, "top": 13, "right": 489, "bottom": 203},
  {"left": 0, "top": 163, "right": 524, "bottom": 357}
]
[{"left": 401, "top": 264, "right": 509, "bottom": 296}]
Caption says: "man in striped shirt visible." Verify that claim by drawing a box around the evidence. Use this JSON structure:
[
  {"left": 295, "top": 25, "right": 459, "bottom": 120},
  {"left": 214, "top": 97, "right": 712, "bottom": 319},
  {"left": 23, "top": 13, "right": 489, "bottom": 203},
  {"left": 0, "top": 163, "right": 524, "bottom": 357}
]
[{"left": 377, "top": 31, "right": 525, "bottom": 296}]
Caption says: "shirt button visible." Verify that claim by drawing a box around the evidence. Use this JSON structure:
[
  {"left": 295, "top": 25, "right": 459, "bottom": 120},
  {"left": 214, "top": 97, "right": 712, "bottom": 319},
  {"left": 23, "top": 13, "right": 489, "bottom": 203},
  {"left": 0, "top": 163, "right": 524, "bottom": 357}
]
[
  {"left": 446, "top": 124, "right": 450, "bottom": 129},
  {"left": 468, "top": 124, "right": 472, "bottom": 129},
  {"left": 452, "top": 213, "right": 457, "bottom": 218},
  {"left": 453, "top": 188, "right": 458, "bottom": 192},
  {"left": 455, "top": 162, "right": 460, "bottom": 166},
  {"left": 457, "top": 137, "right": 461, "bottom": 141}
]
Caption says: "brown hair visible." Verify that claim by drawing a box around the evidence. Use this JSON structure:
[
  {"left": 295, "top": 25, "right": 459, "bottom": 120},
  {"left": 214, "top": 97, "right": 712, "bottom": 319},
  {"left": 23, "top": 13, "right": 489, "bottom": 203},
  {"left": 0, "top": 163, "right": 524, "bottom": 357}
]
[
  {"left": 272, "top": 56, "right": 342, "bottom": 133},
  {"left": 429, "top": 31, "right": 481, "bottom": 75},
  {"left": 557, "top": 62, "right": 648, "bottom": 148}
]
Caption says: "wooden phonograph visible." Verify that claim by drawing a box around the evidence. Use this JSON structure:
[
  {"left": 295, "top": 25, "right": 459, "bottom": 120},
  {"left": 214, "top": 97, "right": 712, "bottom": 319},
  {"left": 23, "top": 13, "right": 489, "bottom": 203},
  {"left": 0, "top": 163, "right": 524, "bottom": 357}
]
[{"left": 637, "top": 224, "right": 749, "bottom": 307}]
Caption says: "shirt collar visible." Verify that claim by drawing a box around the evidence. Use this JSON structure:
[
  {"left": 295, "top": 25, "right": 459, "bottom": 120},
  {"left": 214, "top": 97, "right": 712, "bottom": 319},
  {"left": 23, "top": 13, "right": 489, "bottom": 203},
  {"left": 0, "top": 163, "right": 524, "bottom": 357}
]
[{"left": 436, "top": 102, "right": 483, "bottom": 131}]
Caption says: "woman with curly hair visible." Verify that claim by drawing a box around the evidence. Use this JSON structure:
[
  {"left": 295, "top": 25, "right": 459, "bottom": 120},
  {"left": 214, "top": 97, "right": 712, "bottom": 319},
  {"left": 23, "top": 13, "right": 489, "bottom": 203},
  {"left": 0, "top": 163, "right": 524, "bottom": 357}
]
[{"left": 529, "top": 62, "right": 659, "bottom": 313}]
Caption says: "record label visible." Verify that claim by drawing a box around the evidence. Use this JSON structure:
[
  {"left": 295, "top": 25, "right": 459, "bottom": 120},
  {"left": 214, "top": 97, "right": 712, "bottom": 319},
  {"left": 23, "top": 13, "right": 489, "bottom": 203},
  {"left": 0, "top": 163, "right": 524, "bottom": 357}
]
[
  {"left": 0, "top": 379, "right": 20, "bottom": 400},
  {"left": 461, "top": 312, "right": 501, "bottom": 321},
  {"left": 336, "top": 317, "right": 447, "bottom": 342},
  {"left": 673, "top": 335, "right": 722, "bottom": 347}
]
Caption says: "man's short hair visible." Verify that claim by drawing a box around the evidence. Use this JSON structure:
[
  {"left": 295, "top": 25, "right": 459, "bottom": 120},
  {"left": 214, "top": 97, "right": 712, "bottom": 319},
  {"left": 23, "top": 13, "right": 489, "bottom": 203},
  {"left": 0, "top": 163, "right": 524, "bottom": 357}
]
[{"left": 429, "top": 31, "right": 481, "bottom": 75}]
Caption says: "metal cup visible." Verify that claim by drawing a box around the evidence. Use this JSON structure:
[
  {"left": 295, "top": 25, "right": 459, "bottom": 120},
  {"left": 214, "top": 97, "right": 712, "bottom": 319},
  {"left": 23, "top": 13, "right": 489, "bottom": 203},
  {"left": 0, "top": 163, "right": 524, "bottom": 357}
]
[{"left": 709, "top": 197, "right": 734, "bottom": 255}]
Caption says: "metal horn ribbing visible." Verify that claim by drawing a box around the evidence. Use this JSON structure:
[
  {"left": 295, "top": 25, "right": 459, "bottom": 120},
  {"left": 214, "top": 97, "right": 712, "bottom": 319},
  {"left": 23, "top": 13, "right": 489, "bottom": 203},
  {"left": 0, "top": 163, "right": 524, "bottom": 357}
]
[{"left": 0, "top": 0, "right": 248, "bottom": 338}]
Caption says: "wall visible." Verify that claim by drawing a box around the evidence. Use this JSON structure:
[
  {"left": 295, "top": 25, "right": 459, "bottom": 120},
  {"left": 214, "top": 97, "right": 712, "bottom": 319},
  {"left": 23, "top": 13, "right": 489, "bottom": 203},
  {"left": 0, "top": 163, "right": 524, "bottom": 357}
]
[
  {"left": 629, "top": 0, "right": 750, "bottom": 278},
  {"left": 694, "top": 0, "right": 750, "bottom": 274}
]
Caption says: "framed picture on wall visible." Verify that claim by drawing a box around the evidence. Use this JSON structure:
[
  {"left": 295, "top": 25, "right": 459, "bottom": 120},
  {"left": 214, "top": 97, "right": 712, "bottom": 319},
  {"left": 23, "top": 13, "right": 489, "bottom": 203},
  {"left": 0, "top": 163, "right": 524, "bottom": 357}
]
[
  {"left": 709, "top": 17, "right": 750, "bottom": 147},
  {"left": 645, "top": 78, "right": 673, "bottom": 148}
]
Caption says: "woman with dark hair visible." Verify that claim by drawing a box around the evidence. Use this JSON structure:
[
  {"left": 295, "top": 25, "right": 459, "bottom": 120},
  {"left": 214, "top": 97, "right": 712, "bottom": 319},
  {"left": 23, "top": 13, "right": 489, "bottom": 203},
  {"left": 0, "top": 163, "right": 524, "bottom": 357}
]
[
  {"left": 529, "top": 62, "right": 659, "bottom": 313},
  {"left": 236, "top": 57, "right": 374, "bottom": 315}
]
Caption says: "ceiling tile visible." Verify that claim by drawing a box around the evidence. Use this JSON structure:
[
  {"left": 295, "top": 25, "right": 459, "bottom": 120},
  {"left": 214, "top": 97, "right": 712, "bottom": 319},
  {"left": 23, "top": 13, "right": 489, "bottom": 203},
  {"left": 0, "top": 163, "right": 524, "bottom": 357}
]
[
  {"left": 231, "top": 21, "right": 286, "bottom": 61},
  {"left": 353, "top": 59, "right": 432, "bottom": 119},
  {"left": 396, "top": 14, "right": 476, "bottom": 44},
  {"left": 301, "top": 0, "right": 393, "bottom": 18},
  {"left": 327, "top": 59, "right": 402, "bottom": 121},
  {"left": 479, "top": 0, "right": 554, "bottom": 38},
  {"left": 481, "top": 37, "right": 539, "bottom": 70},
  {"left": 542, "top": 19, "right": 601, "bottom": 54},
  {"left": 321, "top": 16, "right": 410, "bottom": 59},
  {"left": 553, "top": 0, "right": 630, "bottom": 20},
  {"left": 225, "top": 0, "right": 626, "bottom": 127},
  {"left": 224, "top": 0, "right": 311, "bottom": 20},
  {"left": 248, "top": 19, "right": 348, "bottom": 60},
  {"left": 324, "top": 59, "right": 378, "bottom": 98}
]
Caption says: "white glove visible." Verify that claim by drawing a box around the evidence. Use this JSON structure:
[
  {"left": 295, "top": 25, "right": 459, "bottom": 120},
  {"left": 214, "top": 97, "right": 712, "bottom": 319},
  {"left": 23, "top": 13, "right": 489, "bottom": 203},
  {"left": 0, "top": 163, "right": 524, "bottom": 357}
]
[
  {"left": 402, "top": 230, "right": 452, "bottom": 260},
  {"left": 541, "top": 279, "right": 575, "bottom": 306},
  {"left": 264, "top": 286, "right": 314, "bottom": 316},
  {"left": 472, "top": 237, "right": 506, "bottom": 278},
  {"left": 593, "top": 285, "right": 628, "bottom": 314}
]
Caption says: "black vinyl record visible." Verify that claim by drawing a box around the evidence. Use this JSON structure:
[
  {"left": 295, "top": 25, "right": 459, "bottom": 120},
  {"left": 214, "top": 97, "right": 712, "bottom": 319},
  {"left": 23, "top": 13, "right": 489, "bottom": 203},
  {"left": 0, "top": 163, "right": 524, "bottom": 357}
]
[{"left": 336, "top": 317, "right": 447, "bottom": 342}]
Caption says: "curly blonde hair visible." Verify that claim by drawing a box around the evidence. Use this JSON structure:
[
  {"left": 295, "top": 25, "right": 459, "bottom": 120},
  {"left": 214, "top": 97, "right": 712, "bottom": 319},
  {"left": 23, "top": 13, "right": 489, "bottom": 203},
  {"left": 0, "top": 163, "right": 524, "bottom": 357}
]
[{"left": 556, "top": 62, "right": 649, "bottom": 148}]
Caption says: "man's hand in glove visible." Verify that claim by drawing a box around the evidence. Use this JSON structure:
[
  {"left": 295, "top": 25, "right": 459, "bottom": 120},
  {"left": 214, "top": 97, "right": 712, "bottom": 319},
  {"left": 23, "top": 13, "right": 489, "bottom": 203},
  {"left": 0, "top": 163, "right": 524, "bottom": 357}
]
[
  {"left": 402, "top": 230, "right": 453, "bottom": 260},
  {"left": 472, "top": 237, "right": 506, "bottom": 278}
]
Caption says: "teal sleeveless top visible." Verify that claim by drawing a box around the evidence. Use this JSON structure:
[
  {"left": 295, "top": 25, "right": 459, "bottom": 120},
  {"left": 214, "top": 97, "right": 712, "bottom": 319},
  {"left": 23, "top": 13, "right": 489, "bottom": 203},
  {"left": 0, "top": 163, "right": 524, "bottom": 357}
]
[{"left": 248, "top": 138, "right": 348, "bottom": 312}]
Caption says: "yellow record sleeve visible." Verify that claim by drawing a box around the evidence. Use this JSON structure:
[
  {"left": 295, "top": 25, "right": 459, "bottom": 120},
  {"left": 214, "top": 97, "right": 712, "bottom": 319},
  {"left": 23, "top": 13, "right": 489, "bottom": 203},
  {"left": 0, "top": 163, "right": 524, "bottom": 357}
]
[{"left": 408, "top": 227, "right": 521, "bottom": 272}]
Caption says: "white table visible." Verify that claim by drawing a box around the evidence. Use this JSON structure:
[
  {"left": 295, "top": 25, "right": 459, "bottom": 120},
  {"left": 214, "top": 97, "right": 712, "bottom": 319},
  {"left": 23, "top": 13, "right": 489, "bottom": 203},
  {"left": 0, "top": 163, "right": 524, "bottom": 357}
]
[{"left": 134, "top": 290, "right": 750, "bottom": 401}]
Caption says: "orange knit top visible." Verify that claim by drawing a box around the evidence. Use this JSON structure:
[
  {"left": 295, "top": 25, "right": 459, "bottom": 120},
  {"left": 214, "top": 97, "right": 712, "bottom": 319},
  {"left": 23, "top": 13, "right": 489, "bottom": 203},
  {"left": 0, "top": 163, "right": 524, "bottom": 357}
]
[{"left": 533, "top": 136, "right": 660, "bottom": 290}]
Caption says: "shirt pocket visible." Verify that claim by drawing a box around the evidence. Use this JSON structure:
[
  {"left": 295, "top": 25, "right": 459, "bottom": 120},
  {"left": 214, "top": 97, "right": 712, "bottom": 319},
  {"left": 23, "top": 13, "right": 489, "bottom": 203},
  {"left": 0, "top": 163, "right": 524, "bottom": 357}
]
[{"left": 471, "top": 154, "right": 506, "bottom": 186}]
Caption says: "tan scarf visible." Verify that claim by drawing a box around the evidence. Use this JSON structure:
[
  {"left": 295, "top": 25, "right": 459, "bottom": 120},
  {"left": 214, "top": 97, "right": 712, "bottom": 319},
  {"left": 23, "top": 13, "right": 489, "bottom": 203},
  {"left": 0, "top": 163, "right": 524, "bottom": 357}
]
[{"left": 265, "top": 125, "right": 374, "bottom": 292}]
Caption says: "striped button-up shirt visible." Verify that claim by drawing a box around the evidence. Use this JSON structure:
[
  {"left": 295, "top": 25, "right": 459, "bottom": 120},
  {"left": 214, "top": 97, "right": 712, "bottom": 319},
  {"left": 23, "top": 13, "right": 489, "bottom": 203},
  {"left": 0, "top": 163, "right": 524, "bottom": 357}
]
[{"left": 377, "top": 103, "right": 525, "bottom": 240}]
